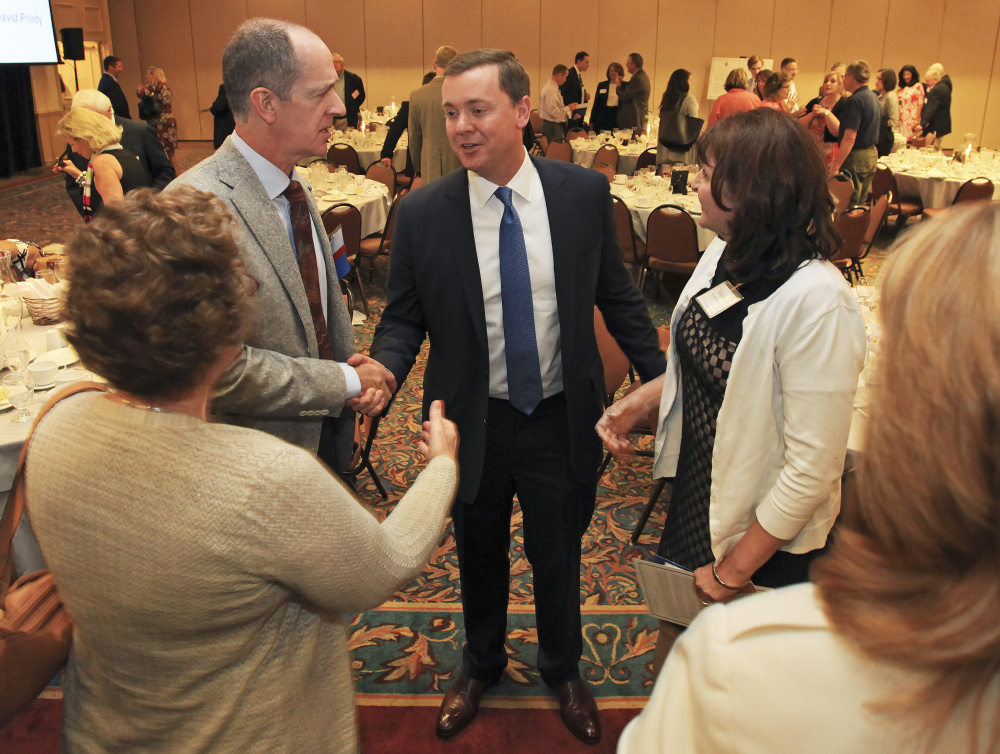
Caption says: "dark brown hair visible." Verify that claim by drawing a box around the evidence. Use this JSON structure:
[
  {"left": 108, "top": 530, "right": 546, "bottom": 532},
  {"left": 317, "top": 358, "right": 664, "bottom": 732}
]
[
  {"left": 696, "top": 108, "right": 838, "bottom": 283},
  {"left": 444, "top": 48, "right": 530, "bottom": 104},
  {"left": 63, "top": 186, "right": 254, "bottom": 401}
]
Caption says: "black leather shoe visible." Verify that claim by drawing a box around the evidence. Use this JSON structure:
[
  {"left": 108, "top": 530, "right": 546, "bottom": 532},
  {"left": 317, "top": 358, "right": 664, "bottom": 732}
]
[
  {"left": 436, "top": 672, "right": 486, "bottom": 739},
  {"left": 557, "top": 677, "right": 601, "bottom": 745}
]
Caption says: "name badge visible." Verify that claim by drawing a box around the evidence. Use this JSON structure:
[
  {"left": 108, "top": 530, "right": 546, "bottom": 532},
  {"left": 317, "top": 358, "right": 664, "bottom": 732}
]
[{"left": 695, "top": 281, "right": 743, "bottom": 318}]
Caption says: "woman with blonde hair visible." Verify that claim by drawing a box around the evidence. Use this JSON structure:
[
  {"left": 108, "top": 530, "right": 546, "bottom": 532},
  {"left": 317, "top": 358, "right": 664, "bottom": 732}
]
[
  {"left": 54, "top": 107, "right": 149, "bottom": 221},
  {"left": 801, "top": 71, "right": 847, "bottom": 169},
  {"left": 619, "top": 201, "right": 1000, "bottom": 753},
  {"left": 136, "top": 65, "right": 179, "bottom": 171}
]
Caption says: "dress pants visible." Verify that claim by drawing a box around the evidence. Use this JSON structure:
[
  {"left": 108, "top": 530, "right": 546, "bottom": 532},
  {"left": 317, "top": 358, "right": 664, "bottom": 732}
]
[
  {"left": 451, "top": 393, "right": 598, "bottom": 689},
  {"left": 541, "top": 119, "right": 567, "bottom": 144}
]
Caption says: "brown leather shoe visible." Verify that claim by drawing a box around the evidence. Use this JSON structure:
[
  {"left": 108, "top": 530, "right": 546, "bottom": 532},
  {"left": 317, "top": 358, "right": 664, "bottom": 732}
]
[
  {"left": 435, "top": 672, "right": 486, "bottom": 739},
  {"left": 557, "top": 677, "right": 601, "bottom": 745}
]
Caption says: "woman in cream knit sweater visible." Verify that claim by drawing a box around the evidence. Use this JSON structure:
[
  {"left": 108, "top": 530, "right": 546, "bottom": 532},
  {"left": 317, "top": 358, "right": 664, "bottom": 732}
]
[{"left": 27, "top": 186, "right": 459, "bottom": 753}]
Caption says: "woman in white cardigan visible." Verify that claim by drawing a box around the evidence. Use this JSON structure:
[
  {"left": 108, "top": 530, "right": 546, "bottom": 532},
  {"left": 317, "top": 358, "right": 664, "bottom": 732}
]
[
  {"left": 618, "top": 199, "right": 1000, "bottom": 754},
  {"left": 597, "top": 108, "right": 866, "bottom": 671}
]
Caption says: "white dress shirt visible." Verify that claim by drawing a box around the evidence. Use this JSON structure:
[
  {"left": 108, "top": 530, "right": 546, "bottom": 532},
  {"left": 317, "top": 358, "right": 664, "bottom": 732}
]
[
  {"left": 468, "top": 150, "right": 563, "bottom": 400},
  {"left": 231, "top": 132, "right": 360, "bottom": 397},
  {"left": 539, "top": 78, "right": 572, "bottom": 123}
]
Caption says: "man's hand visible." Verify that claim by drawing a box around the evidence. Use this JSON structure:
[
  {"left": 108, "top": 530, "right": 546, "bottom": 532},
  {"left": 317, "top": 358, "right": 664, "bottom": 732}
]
[{"left": 345, "top": 353, "right": 397, "bottom": 416}]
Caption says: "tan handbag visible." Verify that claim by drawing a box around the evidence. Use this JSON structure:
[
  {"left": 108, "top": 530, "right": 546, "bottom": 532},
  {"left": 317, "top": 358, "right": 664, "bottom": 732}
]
[{"left": 0, "top": 381, "right": 107, "bottom": 729}]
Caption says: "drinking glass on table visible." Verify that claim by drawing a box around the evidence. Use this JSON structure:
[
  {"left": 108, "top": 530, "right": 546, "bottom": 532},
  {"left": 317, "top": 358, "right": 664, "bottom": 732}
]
[
  {"left": 855, "top": 276, "right": 874, "bottom": 308},
  {"left": 4, "top": 370, "right": 34, "bottom": 423},
  {"left": 0, "top": 296, "right": 23, "bottom": 341},
  {"left": 5, "top": 342, "right": 30, "bottom": 372}
]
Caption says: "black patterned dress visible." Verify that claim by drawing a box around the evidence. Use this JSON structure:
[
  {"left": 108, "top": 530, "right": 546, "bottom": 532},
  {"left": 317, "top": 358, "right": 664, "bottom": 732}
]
[{"left": 657, "top": 253, "right": 825, "bottom": 588}]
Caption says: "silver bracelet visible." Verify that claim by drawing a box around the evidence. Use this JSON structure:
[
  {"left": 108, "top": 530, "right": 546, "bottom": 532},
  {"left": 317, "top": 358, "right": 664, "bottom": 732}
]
[{"left": 712, "top": 560, "right": 745, "bottom": 591}]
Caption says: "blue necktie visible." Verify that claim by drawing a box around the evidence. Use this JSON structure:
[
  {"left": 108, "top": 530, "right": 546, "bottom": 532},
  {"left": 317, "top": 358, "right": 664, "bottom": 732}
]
[{"left": 495, "top": 186, "right": 543, "bottom": 415}]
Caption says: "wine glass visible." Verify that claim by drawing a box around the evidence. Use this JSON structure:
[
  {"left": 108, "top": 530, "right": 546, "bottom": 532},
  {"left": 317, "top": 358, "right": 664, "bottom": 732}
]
[
  {"left": 0, "top": 296, "right": 23, "bottom": 341},
  {"left": 5, "top": 342, "right": 30, "bottom": 371},
  {"left": 4, "top": 370, "right": 34, "bottom": 423},
  {"left": 855, "top": 276, "right": 873, "bottom": 308}
]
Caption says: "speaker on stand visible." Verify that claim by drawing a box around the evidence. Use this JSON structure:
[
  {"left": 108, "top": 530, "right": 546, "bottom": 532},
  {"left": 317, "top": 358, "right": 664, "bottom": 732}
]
[{"left": 60, "top": 28, "right": 85, "bottom": 91}]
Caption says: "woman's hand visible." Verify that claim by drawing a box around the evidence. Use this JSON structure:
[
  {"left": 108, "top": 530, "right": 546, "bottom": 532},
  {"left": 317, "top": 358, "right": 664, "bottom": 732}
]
[
  {"left": 595, "top": 374, "right": 665, "bottom": 458},
  {"left": 692, "top": 563, "right": 756, "bottom": 605},
  {"left": 52, "top": 161, "right": 81, "bottom": 180},
  {"left": 419, "top": 400, "right": 459, "bottom": 462}
]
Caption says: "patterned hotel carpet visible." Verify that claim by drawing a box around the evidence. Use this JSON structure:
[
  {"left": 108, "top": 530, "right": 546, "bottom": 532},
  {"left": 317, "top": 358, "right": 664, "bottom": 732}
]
[{"left": 4, "top": 144, "right": 897, "bottom": 716}]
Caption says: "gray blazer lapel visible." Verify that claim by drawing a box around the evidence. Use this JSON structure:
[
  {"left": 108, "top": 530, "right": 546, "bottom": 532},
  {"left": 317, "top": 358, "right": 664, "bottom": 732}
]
[{"left": 216, "top": 146, "right": 317, "bottom": 356}]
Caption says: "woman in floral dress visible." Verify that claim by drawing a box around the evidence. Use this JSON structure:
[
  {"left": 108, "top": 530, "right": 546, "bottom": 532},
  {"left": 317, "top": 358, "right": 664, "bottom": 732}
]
[
  {"left": 137, "top": 66, "right": 179, "bottom": 171},
  {"left": 896, "top": 64, "right": 925, "bottom": 142},
  {"left": 800, "top": 72, "right": 845, "bottom": 170}
]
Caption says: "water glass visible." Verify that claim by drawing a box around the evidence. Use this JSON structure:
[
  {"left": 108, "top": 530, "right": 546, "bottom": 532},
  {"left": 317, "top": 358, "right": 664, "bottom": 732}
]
[
  {"left": 4, "top": 370, "right": 33, "bottom": 423},
  {"left": 855, "top": 276, "right": 873, "bottom": 308},
  {"left": 5, "top": 342, "right": 30, "bottom": 371}
]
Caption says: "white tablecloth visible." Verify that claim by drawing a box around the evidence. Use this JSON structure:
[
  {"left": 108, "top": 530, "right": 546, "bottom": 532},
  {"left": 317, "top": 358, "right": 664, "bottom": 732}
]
[
  {"left": 314, "top": 179, "right": 392, "bottom": 238},
  {"left": 890, "top": 169, "right": 1000, "bottom": 209},
  {"left": 327, "top": 135, "right": 407, "bottom": 172},
  {"left": 610, "top": 184, "right": 716, "bottom": 250},
  {"left": 571, "top": 141, "right": 648, "bottom": 177}
]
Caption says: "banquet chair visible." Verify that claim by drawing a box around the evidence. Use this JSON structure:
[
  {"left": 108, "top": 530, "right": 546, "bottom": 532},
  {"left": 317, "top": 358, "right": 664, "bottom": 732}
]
[
  {"left": 594, "top": 144, "right": 619, "bottom": 171},
  {"left": 830, "top": 206, "right": 871, "bottom": 284},
  {"left": 612, "top": 195, "right": 647, "bottom": 281},
  {"left": 635, "top": 148, "right": 657, "bottom": 172},
  {"left": 863, "top": 192, "right": 891, "bottom": 257},
  {"left": 410, "top": 175, "right": 424, "bottom": 191},
  {"left": 545, "top": 140, "right": 572, "bottom": 162},
  {"left": 923, "top": 177, "right": 995, "bottom": 221},
  {"left": 321, "top": 202, "right": 368, "bottom": 316},
  {"left": 874, "top": 163, "right": 923, "bottom": 231},
  {"left": 356, "top": 189, "right": 406, "bottom": 283},
  {"left": 592, "top": 161, "right": 616, "bottom": 182},
  {"left": 529, "top": 109, "right": 544, "bottom": 137},
  {"left": 644, "top": 204, "right": 700, "bottom": 304},
  {"left": 566, "top": 127, "right": 589, "bottom": 141},
  {"left": 364, "top": 161, "right": 397, "bottom": 198},
  {"left": 326, "top": 143, "right": 364, "bottom": 175},
  {"left": 828, "top": 173, "right": 854, "bottom": 218},
  {"left": 536, "top": 134, "right": 550, "bottom": 156}
]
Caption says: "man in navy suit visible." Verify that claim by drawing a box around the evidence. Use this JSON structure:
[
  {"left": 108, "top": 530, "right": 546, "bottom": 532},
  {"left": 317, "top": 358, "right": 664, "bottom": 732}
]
[
  {"left": 98, "top": 56, "right": 131, "bottom": 119},
  {"left": 369, "top": 49, "right": 664, "bottom": 745},
  {"left": 560, "top": 51, "right": 591, "bottom": 126}
]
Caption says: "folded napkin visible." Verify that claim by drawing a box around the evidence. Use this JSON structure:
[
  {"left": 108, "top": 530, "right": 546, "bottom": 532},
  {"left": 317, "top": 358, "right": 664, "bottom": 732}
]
[
  {"left": 10, "top": 279, "right": 66, "bottom": 299},
  {"left": 612, "top": 187, "right": 636, "bottom": 199},
  {"left": 926, "top": 168, "right": 947, "bottom": 179}
]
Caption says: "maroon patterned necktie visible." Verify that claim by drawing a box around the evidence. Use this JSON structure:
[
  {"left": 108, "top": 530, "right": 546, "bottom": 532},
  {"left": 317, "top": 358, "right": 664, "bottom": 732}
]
[{"left": 283, "top": 180, "right": 333, "bottom": 360}]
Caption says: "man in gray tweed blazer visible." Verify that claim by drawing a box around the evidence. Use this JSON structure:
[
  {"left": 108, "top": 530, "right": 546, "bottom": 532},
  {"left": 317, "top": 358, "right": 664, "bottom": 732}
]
[{"left": 172, "top": 18, "right": 394, "bottom": 472}]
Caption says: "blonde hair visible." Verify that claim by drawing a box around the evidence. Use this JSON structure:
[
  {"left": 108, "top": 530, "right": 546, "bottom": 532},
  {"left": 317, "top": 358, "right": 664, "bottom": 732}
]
[
  {"left": 822, "top": 71, "right": 844, "bottom": 95},
  {"left": 146, "top": 66, "right": 167, "bottom": 84},
  {"left": 813, "top": 201, "right": 1000, "bottom": 752},
  {"left": 57, "top": 107, "right": 123, "bottom": 151},
  {"left": 725, "top": 68, "right": 750, "bottom": 91}
]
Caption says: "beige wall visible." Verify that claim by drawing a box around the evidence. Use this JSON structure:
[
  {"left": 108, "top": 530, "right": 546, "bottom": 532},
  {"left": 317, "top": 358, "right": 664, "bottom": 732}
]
[{"left": 51, "top": 0, "right": 1000, "bottom": 149}]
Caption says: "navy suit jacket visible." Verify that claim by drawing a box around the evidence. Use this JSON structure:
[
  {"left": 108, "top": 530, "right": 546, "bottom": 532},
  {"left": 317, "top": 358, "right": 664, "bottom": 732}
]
[
  {"left": 370, "top": 156, "right": 665, "bottom": 502},
  {"left": 341, "top": 70, "right": 366, "bottom": 129},
  {"left": 98, "top": 73, "right": 131, "bottom": 119}
]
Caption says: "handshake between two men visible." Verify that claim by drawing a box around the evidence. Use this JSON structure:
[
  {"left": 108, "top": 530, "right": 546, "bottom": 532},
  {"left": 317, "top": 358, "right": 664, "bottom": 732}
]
[{"left": 345, "top": 353, "right": 397, "bottom": 417}]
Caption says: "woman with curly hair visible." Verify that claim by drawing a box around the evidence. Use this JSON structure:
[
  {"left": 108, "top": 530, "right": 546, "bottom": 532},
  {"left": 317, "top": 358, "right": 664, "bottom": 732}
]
[
  {"left": 897, "top": 63, "right": 925, "bottom": 141},
  {"left": 137, "top": 66, "right": 180, "bottom": 171},
  {"left": 27, "top": 186, "right": 459, "bottom": 752}
]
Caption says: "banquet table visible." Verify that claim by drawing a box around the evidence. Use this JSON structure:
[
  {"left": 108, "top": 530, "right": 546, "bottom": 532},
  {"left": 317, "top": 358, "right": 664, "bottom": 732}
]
[
  {"left": 572, "top": 139, "right": 650, "bottom": 177},
  {"left": 610, "top": 182, "right": 716, "bottom": 251},
  {"left": 313, "top": 178, "right": 392, "bottom": 238},
  {"left": 327, "top": 132, "right": 407, "bottom": 172},
  {"left": 880, "top": 152, "right": 1000, "bottom": 208}
]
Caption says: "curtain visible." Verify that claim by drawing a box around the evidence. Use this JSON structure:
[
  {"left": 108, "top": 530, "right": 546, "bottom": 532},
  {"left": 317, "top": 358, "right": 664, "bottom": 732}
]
[{"left": 0, "top": 66, "right": 42, "bottom": 179}]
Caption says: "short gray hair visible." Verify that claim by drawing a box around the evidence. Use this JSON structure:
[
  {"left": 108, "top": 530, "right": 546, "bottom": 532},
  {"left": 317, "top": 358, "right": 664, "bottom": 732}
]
[
  {"left": 444, "top": 48, "right": 530, "bottom": 104},
  {"left": 223, "top": 18, "right": 303, "bottom": 122},
  {"left": 72, "top": 89, "right": 113, "bottom": 117},
  {"left": 846, "top": 60, "right": 870, "bottom": 84}
]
